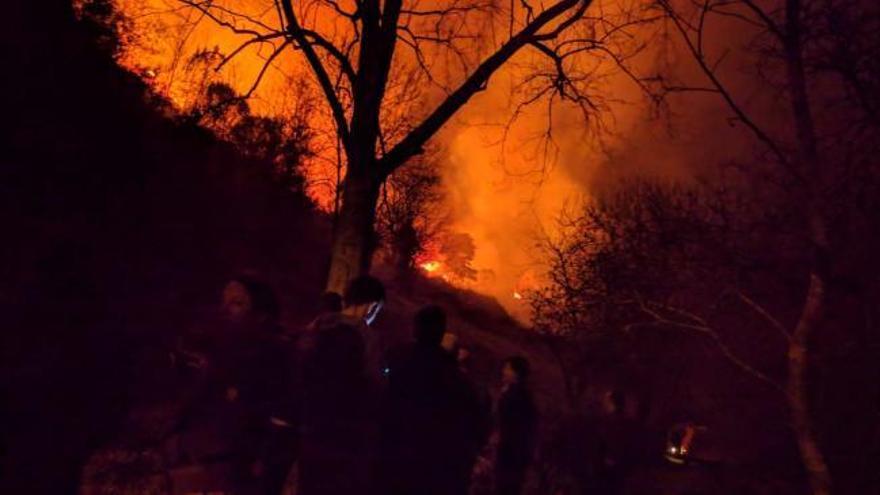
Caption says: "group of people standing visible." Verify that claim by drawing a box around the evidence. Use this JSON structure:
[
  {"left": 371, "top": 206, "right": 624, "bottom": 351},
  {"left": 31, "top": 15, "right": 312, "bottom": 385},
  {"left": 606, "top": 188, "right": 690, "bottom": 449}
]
[{"left": 168, "top": 274, "right": 539, "bottom": 495}]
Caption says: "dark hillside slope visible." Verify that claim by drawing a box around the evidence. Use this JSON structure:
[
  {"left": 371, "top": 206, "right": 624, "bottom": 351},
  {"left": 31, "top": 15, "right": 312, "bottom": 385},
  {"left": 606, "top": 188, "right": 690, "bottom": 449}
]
[
  {"left": 2, "top": 4, "right": 573, "bottom": 494},
  {"left": 1, "top": 2, "right": 327, "bottom": 492}
]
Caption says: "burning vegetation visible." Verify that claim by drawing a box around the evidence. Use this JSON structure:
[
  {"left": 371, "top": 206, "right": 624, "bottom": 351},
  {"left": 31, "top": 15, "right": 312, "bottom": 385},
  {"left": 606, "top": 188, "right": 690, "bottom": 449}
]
[
  {"left": 9, "top": 2, "right": 873, "bottom": 495},
  {"left": 84, "top": 0, "right": 658, "bottom": 314}
]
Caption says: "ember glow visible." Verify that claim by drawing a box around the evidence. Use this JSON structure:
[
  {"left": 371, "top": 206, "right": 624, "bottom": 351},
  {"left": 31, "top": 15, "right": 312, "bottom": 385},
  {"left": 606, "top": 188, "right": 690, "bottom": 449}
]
[
  {"left": 420, "top": 261, "right": 441, "bottom": 273},
  {"left": 417, "top": 259, "right": 452, "bottom": 283}
]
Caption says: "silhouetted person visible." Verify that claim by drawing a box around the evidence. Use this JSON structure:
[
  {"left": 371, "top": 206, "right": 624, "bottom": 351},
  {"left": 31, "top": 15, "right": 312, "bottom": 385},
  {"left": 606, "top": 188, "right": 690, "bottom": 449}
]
[
  {"left": 453, "top": 343, "right": 493, "bottom": 493},
  {"left": 345, "top": 276, "right": 387, "bottom": 388},
  {"left": 494, "top": 356, "right": 538, "bottom": 495},
  {"left": 381, "top": 305, "right": 488, "bottom": 495},
  {"left": 172, "top": 276, "right": 288, "bottom": 494},
  {"left": 594, "top": 389, "right": 657, "bottom": 495},
  {"left": 297, "top": 276, "right": 385, "bottom": 495},
  {"left": 294, "top": 291, "right": 346, "bottom": 380},
  {"left": 259, "top": 299, "right": 330, "bottom": 495}
]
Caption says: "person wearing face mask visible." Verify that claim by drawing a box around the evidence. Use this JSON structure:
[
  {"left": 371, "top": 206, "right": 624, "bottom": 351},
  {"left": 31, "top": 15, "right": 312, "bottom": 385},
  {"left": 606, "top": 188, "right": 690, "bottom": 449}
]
[
  {"left": 297, "top": 275, "right": 385, "bottom": 495},
  {"left": 169, "top": 275, "right": 287, "bottom": 495}
]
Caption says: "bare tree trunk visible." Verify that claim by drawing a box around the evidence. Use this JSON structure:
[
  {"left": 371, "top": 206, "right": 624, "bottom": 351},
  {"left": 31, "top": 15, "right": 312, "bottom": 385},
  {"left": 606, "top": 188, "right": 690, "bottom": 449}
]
[
  {"left": 782, "top": 0, "right": 834, "bottom": 489},
  {"left": 787, "top": 215, "right": 833, "bottom": 495},
  {"left": 326, "top": 168, "right": 382, "bottom": 293},
  {"left": 788, "top": 312, "right": 832, "bottom": 495}
]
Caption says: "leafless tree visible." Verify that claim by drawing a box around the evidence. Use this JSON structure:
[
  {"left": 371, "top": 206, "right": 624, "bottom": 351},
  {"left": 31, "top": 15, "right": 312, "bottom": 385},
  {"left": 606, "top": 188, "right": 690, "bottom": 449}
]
[
  {"left": 437, "top": 231, "right": 479, "bottom": 282},
  {"left": 530, "top": 178, "right": 819, "bottom": 455},
  {"left": 189, "top": 81, "right": 317, "bottom": 191},
  {"left": 531, "top": 158, "right": 877, "bottom": 492},
  {"left": 531, "top": 181, "right": 753, "bottom": 408},
  {"left": 643, "top": 0, "right": 880, "bottom": 492},
  {"left": 139, "top": 0, "right": 654, "bottom": 292},
  {"left": 375, "top": 154, "right": 446, "bottom": 275}
]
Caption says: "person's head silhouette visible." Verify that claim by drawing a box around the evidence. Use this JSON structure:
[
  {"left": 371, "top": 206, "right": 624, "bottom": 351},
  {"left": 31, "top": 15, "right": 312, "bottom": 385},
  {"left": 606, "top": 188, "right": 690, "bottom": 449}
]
[
  {"left": 414, "top": 304, "right": 446, "bottom": 347},
  {"left": 342, "top": 275, "right": 385, "bottom": 326}
]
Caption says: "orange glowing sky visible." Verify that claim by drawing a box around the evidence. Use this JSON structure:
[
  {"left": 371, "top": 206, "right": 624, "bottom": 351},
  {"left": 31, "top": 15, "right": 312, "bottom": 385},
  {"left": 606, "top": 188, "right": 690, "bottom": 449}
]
[{"left": 107, "top": 0, "right": 754, "bottom": 320}]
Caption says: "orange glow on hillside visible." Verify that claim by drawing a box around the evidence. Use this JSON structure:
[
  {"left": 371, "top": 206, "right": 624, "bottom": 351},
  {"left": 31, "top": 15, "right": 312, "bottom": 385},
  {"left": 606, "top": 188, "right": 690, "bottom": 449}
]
[{"left": 106, "top": 0, "right": 661, "bottom": 322}]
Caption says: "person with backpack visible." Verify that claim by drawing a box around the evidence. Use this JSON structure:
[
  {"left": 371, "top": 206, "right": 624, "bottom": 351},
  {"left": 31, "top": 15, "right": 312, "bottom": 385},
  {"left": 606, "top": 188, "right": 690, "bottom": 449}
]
[{"left": 297, "top": 276, "right": 385, "bottom": 495}]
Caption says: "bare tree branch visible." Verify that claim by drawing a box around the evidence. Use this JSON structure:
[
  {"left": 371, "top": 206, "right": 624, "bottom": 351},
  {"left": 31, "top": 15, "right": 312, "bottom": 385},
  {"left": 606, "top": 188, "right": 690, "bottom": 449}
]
[
  {"left": 279, "top": 0, "right": 352, "bottom": 151},
  {"left": 656, "top": 0, "right": 801, "bottom": 183},
  {"left": 378, "top": 0, "right": 592, "bottom": 176},
  {"left": 636, "top": 299, "right": 786, "bottom": 395},
  {"left": 735, "top": 290, "right": 793, "bottom": 342},
  {"left": 243, "top": 40, "right": 290, "bottom": 99}
]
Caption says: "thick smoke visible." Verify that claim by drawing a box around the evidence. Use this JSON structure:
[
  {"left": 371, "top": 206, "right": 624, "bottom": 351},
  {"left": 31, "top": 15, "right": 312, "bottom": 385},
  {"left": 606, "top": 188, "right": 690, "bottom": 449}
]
[{"left": 110, "top": 0, "right": 766, "bottom": 321}]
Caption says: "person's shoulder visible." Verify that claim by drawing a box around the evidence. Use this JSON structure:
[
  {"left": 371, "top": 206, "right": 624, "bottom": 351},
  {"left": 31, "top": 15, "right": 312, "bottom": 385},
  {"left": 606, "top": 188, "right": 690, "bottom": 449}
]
[
  {"left": 317, "top": 317, "right": 365, "bottom": 350},
  {"left": 316, "top": 314, "right": 366, "bottom": 333},
  {"left": 308, "top": 313, "right": 351, "bottom": 336},
  {"left": 310, "top": 312, "right": 344, "bottom": 331}
]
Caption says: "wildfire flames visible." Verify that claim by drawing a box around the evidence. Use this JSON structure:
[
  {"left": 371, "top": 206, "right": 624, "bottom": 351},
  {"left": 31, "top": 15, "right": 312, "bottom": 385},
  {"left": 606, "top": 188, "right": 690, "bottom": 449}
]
[
  {"left": 101, "top": 0, "right": 654, "bottom": 321},
  {"left": 417, "top": 258, "right": 452, "bottom": 283},
  {"left": 420, "top": 261, "right": 441, "bottom": 273}
]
